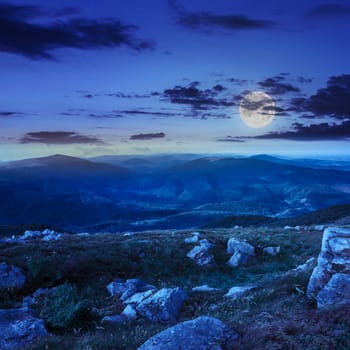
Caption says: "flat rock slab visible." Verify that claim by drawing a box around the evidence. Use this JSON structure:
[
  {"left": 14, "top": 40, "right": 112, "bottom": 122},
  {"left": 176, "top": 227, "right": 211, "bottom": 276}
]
[{"left": 137, "top": 316, "right": 239, "bottom": 350}]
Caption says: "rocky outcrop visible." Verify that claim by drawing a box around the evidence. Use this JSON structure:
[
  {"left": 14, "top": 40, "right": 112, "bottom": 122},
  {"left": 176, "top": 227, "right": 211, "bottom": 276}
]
[
  {"left": 307, "top": 227, "right": 350, "bottom": 308},
  {"left": 137, "top": 316, "right": 239, "bottom": 350},
  {"left": 227, "top": 238, "right": 255, "bottom": 267},
  {"left": 0, "top": 308, "right": 48, "bottom": 350},
  {"left": 136, "top": 287, "right": 187, "bottom": 323},
  {"left": 187, "top": 239, "right": 215, "bottom": 266},
  {"left": 20, "top": 229, "right": 62, "bottom": 241},
  {"left": 0, "top": 262, "right": 26, "bottom": 291}
]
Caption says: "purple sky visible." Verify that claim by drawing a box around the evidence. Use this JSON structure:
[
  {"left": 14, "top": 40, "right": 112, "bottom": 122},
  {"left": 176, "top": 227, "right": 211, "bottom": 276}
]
[{"left": 1, "top": 0, "right": 350, "bottom": 160}]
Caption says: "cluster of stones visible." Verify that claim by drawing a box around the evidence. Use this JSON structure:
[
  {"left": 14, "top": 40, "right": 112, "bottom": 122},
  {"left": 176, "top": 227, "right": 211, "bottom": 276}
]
[{"left": 104, "top": 278, "right": 187, "bottom": 324}]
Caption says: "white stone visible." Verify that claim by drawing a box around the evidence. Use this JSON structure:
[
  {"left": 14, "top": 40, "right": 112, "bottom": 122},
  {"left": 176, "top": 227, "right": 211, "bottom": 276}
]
[
  {"left": 121, "top": 304, "right": 137, "bottom": 320},
  {"left": 123, "top": 290, "right": 156, "bottom": 305},
  {"left": 224, "top": 285, "right": 257, "bottom": 300},
  {"left": 184, "top": 235, "right": 199, "bottom": 244},
  {"left": 227, "top": 238, "right": 254, "bottom": 256},
  {"left": 192, "top": 285, "right": 221, "bottom": 292},
  {"left": 263, "top": 246, "right": 280, "bottom": 256}
]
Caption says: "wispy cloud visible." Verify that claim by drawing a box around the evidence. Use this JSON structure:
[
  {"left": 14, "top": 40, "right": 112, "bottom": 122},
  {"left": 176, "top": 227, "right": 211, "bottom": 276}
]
[
  {"left": 216, "top": 136, "right": 245, "bottom": 143},
  {"left": 0, "top": 2, "right": 154, "bottom": 60},
  {"left": 169, "top": 0, "right": 274, "bottom": 32},
  {"left": 258, "top": 76, "right": 300, "bottom": 95},
  {"left": 130, "top": 132, "right": 166, "bottom": 140},
  {"left": 20, "top": 131, "right": 105, "bottom": 144},
  {"left": 0, "top": 111, "right": 25, "bottom": 117},
  {"left": 306, "top": 3, "right": 350, "bottom": 19}
]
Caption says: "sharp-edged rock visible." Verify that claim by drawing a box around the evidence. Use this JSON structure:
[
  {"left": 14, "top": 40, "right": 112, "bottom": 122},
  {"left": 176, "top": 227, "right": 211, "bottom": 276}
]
[
  {"left": 186, "top": 239, "right": 215, "bottom": 266},
  {"left": 137, "top": 316, "right": 239, "bottom": 350},
  {"left": 136, "top": 287, "right": 187, "bottom": 323},
  {"left": 107, "top": 278, "right": 155, "bottom": 299},
  {"left": 226, "top": 238, "right": 254, "bottom": 267},
  {"left": 121, "top": 304, "right": 137, "bottom": 320},
  {"left": 227, "top": 238, "right": 254, "bottom": 256},
  {"left": 123, "top": 290, "right": 156, "bottom": 305}
]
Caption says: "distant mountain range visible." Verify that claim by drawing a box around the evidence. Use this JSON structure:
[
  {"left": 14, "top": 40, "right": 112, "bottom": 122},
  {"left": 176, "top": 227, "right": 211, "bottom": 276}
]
[{"left": 0, "top": 153, "right": 349, "bottom": 232}]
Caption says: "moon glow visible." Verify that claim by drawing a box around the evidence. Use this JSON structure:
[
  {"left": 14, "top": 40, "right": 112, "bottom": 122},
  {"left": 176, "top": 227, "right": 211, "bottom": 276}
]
[{"left": 239, "top": 91, "right": 275, "bottom": 128}]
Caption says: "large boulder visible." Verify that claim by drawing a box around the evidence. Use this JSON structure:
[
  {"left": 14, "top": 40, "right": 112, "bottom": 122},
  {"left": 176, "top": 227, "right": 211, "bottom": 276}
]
[
  {"left": 136, "top": 287, "right": 187, "bottom": 323},
  {"left": 307, "top": 227, "right": 350, "bottom": 308},
  {"left": 0, "top": 262, "right": 26, "bottom": 291},
  {"left": 226, "top": 238, "right": 254, "bottom": 267},
  {"left": 0, "top": 308, "right": 49, "bottom": 350},
  {"left": 187, "top": 239, "right": 215, "bottom": 266},
  {"left": 137, "top": 316, "right": 239, "bottom": 350}
]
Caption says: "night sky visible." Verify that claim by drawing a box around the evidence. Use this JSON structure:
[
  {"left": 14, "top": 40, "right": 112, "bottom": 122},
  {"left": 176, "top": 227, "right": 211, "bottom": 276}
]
[{"left": 1, "top": 0, "right": 350, "bottom": 160}]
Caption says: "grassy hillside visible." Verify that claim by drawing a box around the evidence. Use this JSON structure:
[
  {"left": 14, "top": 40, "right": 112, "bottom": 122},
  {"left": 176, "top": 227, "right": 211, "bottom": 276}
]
[
  {"left": 202, "top": 203, "right": 350, "bottom": 228},
  {"left": 2, "top": 226, "right": 350, "bottom": 349}
]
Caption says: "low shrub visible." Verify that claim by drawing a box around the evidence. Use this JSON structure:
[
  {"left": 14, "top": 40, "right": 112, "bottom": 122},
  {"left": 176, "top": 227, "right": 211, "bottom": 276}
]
[{"left": 39, "top": 283, "right": 94, "bottom": 330}]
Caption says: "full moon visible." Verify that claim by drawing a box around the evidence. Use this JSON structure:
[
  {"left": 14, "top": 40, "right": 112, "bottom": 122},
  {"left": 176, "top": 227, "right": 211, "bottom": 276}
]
[{"left": 239, "top": 91, "right": 275, "bottom": 128}]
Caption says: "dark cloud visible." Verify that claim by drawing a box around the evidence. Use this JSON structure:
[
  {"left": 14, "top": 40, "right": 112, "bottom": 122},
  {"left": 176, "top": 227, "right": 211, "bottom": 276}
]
[
  {"left": 297, "top": 77, "right": 313, "bottom": 84},
  {"left": 163, "top": 82, "right": 235, "bottom": 109},
  {"left": 254, "top": 121, "right": 350, "bottom": 141},
  {"left": 130, "top": 132, "right": 165, "bottom": 140},
  {"left": 119, "top": 110, "right": 180, "bottom": 117},
  {"left": 0, "top": 2, "right": 153, "bottom": 60},
  {"left": 0, "top": 111, "right": 24, "bottom": 117},
  {"left": 104, "top": 92, "right": 151, "bottom": 98},
  {"left": 227, "top": 78, "right": 248, "bottom": 86},
  {"left": 258, "top": 77, "right": 300, "bottom": 95},
  {"left": 306, "top": 3, "right": 350, "bottom": 18},
  {"left": 291, "top": 74, "right": 350, "bottom": 119},
  {"left": 169, "top": 0, "right": 274, "bottom": 32},
  {"left": 20, "top": 131, "right": 104, "bottom": 144}
]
